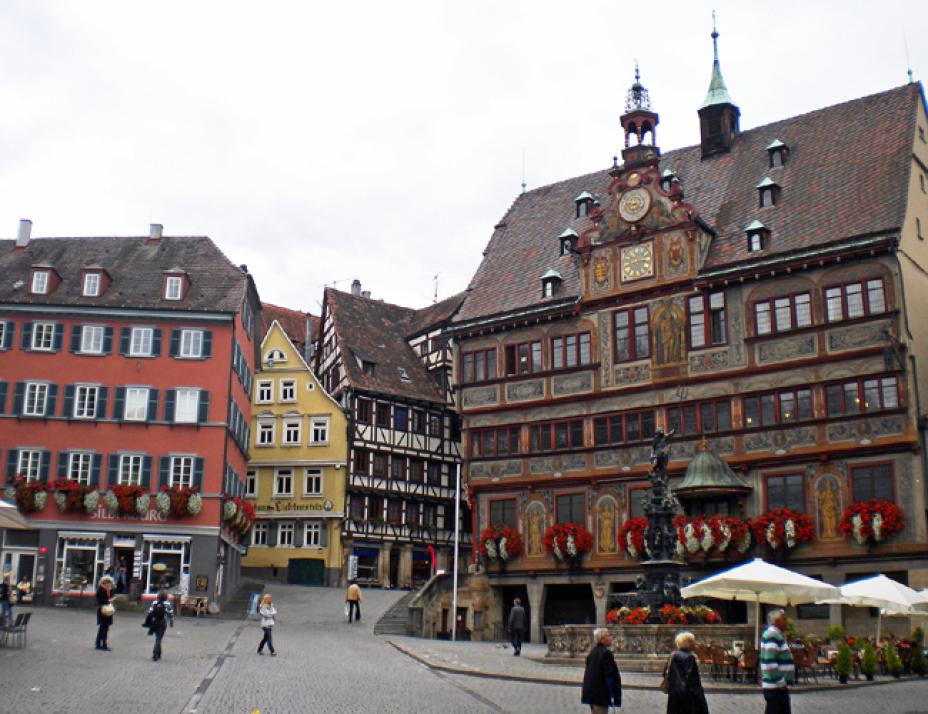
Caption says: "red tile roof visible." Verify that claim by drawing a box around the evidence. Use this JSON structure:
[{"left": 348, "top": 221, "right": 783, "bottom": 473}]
[
  {"left": 456, "top": 84, "right": 922, "bottom": 323},
  {"left": 261, "top": 302, "right": 312, "bottom": 355}
]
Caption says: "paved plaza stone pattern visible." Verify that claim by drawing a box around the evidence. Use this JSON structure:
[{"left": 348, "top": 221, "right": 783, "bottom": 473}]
[{"left": 0, "top": 584, "right": 926, "bottom": 713}]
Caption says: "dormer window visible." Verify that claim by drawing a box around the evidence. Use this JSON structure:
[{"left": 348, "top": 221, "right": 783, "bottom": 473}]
[
  {"left": 746, "top": 220, "right": 769, "bottom": 252},
  {"left": 541, "top": 269, "right": 562, "bottom": 298},
  {"left": 362, "top": 360, "right": 375, "bottom": 376},
  {"left": 265, "top": 349, "right": 286, "bottom": 365},
  {"left": 83, "top": 272, "right": 101, "bottom": 297},
  {"left": 574, "top": 191, "right": 594, "bottom": 219},
  {"left": 398, "top": 367, "right": 411, "bottom": 382},
  {"left": 165, "top": 276, "right": 183, "bottom": 300},
  {"left": 766, "top": 139, "right": 788, "bottom": 168},
  {"left": 559, "top": 228, "right": 579, "bottom": 256},
  {"left": 756, "top": 177, "right": 779, "bottom": 208},
  {"left": 660, "top": 169, "right": 675, "bottom": 192},
  {"left": 30, "top": 270, "right": 49, "bottom": 295}
]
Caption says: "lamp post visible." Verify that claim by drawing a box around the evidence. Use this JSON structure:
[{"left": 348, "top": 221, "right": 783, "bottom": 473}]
[{"left": 451, "top": 463, "right": 461, "bottom": 641}]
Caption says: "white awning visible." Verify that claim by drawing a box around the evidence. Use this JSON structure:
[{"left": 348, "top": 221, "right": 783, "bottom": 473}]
[
  {"left": 58, "top": 531, "right": 106, "bottom": 540},
  {"left": 142, "top": 534, "right": 192, "bottom": 544}
]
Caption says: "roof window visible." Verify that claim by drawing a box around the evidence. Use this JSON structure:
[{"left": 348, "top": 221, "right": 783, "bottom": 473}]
[
  {"left": 766, "top": 139, "right": 788, "bottom": 168},
  {"left": 745, "top": 220, "right": 769, "bottom": 253},
  {"left": 398, "top": 367, "right": 411, "bottom": 382},
  {"left": 559, "top": 228, "right": 579, "bottom": 256},
  {"left": 541, "top": 268, "right": 562, "bottom": 298},
  {"left": 574, "top": 191, "right": 594, "bottom": 219},
  {"left": 82, "top": 272, "right": 101, "bottom": 297},
  {"left": 265, "top": 349, "right": 287, "bottom": 365},
  {"left": 30, "top": 269, "right": 49, "bottom": 295},
  {"left": 755, "top": 177, "right": 779, "bottom": 208}
]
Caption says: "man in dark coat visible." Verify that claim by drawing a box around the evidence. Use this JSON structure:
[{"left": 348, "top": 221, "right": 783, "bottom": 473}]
[
  {"left": 508, "top": 598, "right": 526, "bottom": 656},
  {"left": 582, "top": 627, "right": 622, "bottom": 712}
]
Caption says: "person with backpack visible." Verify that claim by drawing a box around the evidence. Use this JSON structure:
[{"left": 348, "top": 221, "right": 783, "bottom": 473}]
[
  {"left": 257, "top": 593, "right": 277, "bottom": 656},
  {"left": 144, "top": 590, "right": 175, "bottom": 661}
]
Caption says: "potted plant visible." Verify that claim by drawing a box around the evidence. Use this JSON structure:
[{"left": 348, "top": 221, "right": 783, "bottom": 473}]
[
  {"left": 617, "top": 517, "right": 649, "bottom": 560},
  {"left": 827, "top": 624, "right": 846, "bottom": 644},
  {"left": 860, "top": 641, "right": 878, "bottom": 681},
  {"left": 6, "top": 476, "right": 48, "bottom": 513},
  {"left": 911, "top": 628, "right": 927, "bottom": 677},
  {"left": 751, "top": 508, "right": 815, "bottom": 557},
  {"left": 885, "top": 641, "right": 904, "bottom": 679},
  {"left": 839, "top": 499, "right": 905, "bottom": 547},
  {"left": 835, "top": 642, "right": 853, "bottom": 684},
  {"left": 543, "top": 522, "right": 594, "bottom": 565},
  {"left": 478, "top": 524, "right": 524, "bottom": 565}
]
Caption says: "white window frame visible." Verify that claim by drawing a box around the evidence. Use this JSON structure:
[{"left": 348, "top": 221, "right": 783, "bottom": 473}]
[
  {"left": 274, "top": 469, "right": 293, "bottom": 497},
  {"left": 124, "top": 387, "right": 150, "bottom": 421},
  {"left": 310, "top": 416, "right": 330, "bottom": 444},
  {"left": 257, "top": 421, "right": 275, "bottom": 446},
  {"left": 304, "top": 521, "right": 322, "bottom": 547},
  {"left": 245, "top": 470, "right": 257, "bottom": 498},
  {"left": 0, "top": 322, "right": 6, "bottom": 349},
  {"left": 179, "top": 329, "right": 203, "bottom": 358},
  {"left": 252, "top": 521, "right": 268, "bottom": 546},
  {"left": 303, "top": 468, "right": 323, "bottom": 496},
  {"left": 73, "top": 384, "right": 99, "bottom": 419},
  {"left": 282, "top": 417, "right": 301, "bottom": 445},
  {"left": 169, "top": 456, "right": 194, "bottom": 488},
  {"left": 68, "top": 451, "right": 94, "bottom": 485},
  {"left": 80, "top": 325, "right": 104, "bottom": 354},
  {"left": 164, "top": 276, "right": 183, "bottom": 300},
  {"left": 174, "top": 388, "right": 200, "bottom": 424},
  {"left": 256, "top": 380, "right": 273, "bottom": 404},
  {"left": 82, "top": 273, "right": 100, "bottom": 297},
  {"left": 31, "top": 270, "right": 49, "bottom": 294},
  {"left": 129, "top": 327, "right": 154, "bottom": 357},
  {"left": 277, "top": 522, "right": 295, "bottom": 547},
  {"left": 118, "top": 454, "right": 144, "bottom": 485},
  {"left": 23, "top": 382, "right": 49, "bottom": 416},
  {"left": 279, "top": 379, "right": 296, "bottom": 403},
  {"left": 31, "top": 321, "right": 56, "bottom": 351},
  {"left": 17, "top": 450, "right": 43, "bottom": 481}
]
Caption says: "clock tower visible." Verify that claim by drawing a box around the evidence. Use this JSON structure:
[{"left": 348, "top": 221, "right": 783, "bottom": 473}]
[{"left": 620, "top": 64, "right": 660, "bottom": 171}]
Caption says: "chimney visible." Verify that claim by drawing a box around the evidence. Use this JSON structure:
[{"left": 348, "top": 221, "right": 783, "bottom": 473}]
[
  {"left": 148, "top": 223, "right": 163, "bottom": 244},
  {"left": 14, "top": 219, "right": 32, "bottom": 251},
  {"left": 351, "top": 279, "right": 362, "bottom": 296},
  {"left": 361, "top": 290, "right": 371, "bottom": 299}
]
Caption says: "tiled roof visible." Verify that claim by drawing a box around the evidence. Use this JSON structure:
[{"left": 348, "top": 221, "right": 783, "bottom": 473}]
[
  {"left": 456, "top": 84, "right": 921, "bottom": 323},
  {"left": 0, "top": 235, "right": 249, "bottom": 312},
  {"left": 326, "top": 288, "right": 464, "bottom": 404},
  {"left": 261, "top": 302, "right": 311, "bottom": 354}
]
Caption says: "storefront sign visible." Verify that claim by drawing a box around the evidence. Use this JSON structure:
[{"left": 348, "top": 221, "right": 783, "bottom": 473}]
[
  {"left": 133, "top": 547, "right": 142, "bottom": 579},
  {"left": 94, "top": 507, "right": 168, "bottom": 522},
  {"left": 256, "top": 500, "right": 334, "bottom": 513},
  {"left": 195, "top": 575, "right": 208, "bottom": 592}
]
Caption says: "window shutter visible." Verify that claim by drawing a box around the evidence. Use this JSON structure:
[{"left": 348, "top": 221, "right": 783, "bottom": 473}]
[
  {"left": 267, "top": 523, "right": 278, "bottom": 548},
  {"left": 7, "top": 450, "right": 19, "bottom": 478},
  {"left": 163, "top": 390, "right": 175, "bottom": 422},
  {"left": 202, "top": 331, "right": 212, "bottom": 357},
  {"left": 158, "top": 457, "right": 170, "bottom": 489},
  {"left": 142, "top": 456, "right": 152, "bottom": 490},
  {"left": 147, "top": 389, "right": 159, "bottom": 422},
  {"left": 0, "top": 382, "right": 8, "bottom": 414},
  {"left": 152, "top": 328, "right": 162, "bottom": 357},
  {"left": 108, "top": 454, "right": 119, "bottom": 487},
  {"left": 2, "top": 321, "right": 13, "bottom": 349},
  {"left": 63, "top": 385, "right": 75, "bottom": 419},
  {"left": 46, "top": 384, "right": 58, "bottom": 416},
  {"left": 12, "top": 382, "right": 24, "bottom": 415},
  {"left": 53, "top": 324, "right": 64, "bottom": 351},
  {"left": 169, "top": 329, "right": 180, "bottom": 357},
  {"left": 197, "top": 391, "right": 210, "bottom": 423},
  {"left": 96, "top": 387, "right": 108, "bottom": 419},
  {"left": 57, "top": 452, "right": 69, "bottom": 480},
  {"left": 70, "top": 325, "right": 82, "bottom": 353},
  {"left": 193, "top": 457, "right": 204, "bottom": 491},
  {"left": 113, "top": 387, "right": 126, "bottom": 420},
  {"left": 40, "top": 450, "right": 51, "bottom": 482},
  {"left": 91, "top": 454, "right": 102, "bottom": 487},
  {"left": 119, "top": 327, "right": 131, "bottom": 356},
  {"left": 320, "top": 522, "right": 328, "bottom": 547},
  {"left": 293, "top": 524, "right": 304, "bottom": 548},
  {"left": 20, "top": 322, "right": 32, "bottom": 350},
  {"left": 103, "top": 327, "right": 114, "bottom": 355}
]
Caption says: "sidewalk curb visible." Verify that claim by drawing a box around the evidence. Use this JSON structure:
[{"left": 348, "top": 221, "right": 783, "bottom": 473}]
[{"left": 384, "top": 639, "right": 923, "bottom": 694}]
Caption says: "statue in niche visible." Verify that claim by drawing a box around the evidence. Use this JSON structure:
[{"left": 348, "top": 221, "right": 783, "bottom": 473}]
[
  {"left": 527, "top": 506, "right": 545, "bottom": 556},
  {"left": 598, "top": 500, "right": 616, "bottom": 553},
  {"left": 653, "top": 300, "right": 685, "bottom": 365},
  {"left": 818, "top": 477, "right": 841, "bottom": 541}
]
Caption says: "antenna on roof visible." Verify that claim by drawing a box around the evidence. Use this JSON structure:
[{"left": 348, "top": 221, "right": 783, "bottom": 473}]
[
  {"left": 433, "top": 274, "right": 439, "bottom": 304},
  {"left": 904, "top": 32, "right": 914, "bottom": 83},
  {"left": 521, "top": 148, "right": 527, "bottom": 194}
]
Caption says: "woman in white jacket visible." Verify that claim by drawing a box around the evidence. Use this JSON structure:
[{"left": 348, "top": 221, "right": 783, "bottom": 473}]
[{"left": 257, "top": 593, "right": 277, "bottom": 656}]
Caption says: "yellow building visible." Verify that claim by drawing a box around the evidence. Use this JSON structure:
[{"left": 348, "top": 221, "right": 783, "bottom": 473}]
[{"left": 242, "top": 311, "right": 348, "bottom": 586}]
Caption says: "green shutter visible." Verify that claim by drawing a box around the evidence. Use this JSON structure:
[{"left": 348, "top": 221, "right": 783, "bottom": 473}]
[
  {"left": 113, "top": 388, "right": 126, "bottom": 420},
  {"left": 0, "top": 382, "right": 8, "bottom": 415},
  {"left": 147, "top": 389, "right": 159, "bottom": 422},
  {"left": 45, "top": 384, "right": 58, "bottom": 416},
  {"left": 158, "top": 457, "right": 170, "bottom": 489},
  {"left": 169, "top": 329, "right": 180, "bottom": 357},
  {"left": 197, "top": 391, "right": 210, "bottom": 423},
  {"left": 40, "top": 451, "right": 51, "bottom": 482},
  {"left": 6, "top": 450, "right": 18, "bottom": 478},
  {"left": 108, "top": 454, "right": 119, "bottom": 487},
  {"left": 201, "top": 331, "right": 212, "bottom": 357},
  {"left": 193, "top": 457, "right": 204, "bottom": 491},
  {"left": 96, "top": 387, "right": 108, "bottom": 419},
  {"left": 119, "top": 327, "right": 131, "bottom": 356},
  {"left": 52, "top": 324, "right": 64, "bottom": 351},
  {"left": 91, "top": 454, "right": 102, "bottom": 487},
  {"left": 70, "top": 325, "right": 82, "bottom": 353},
  {"left": 20, "top": 322, "right": 32, "bottom": 350},
  {"left": 63, "top": 385, "right": 75, "bottom": 419},
  {"left": 163, "top": 390, "right": 175, "bottom": 421},
  {"left": 152, "top": 328, "right": 162, "bottom": 356},
  {"left": 142, "top": 456, "right": 152, "bottom": 490},
  {"left": 102, "top": 327, "right": 113, "bottom": 354},
  {"left": 57, "top": 452, "right": 69, "bottom": 480}
]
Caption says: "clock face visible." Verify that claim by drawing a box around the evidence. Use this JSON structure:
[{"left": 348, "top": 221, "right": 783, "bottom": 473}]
[
  {"left": 618, "top": 187, "right": 651, "bottom": 223},
  {"left": 621, "top": 243, "right": 654, "bottom": 281}
]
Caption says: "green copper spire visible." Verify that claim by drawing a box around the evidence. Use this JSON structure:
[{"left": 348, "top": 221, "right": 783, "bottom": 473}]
[{"left": 700, "top": 12, "right": 736, "bottom": 109}]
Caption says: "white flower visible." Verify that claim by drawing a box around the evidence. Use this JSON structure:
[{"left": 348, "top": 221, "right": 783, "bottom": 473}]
[
  {"left": 84, "top": 490, "right": 99, "bottom": 514},
  {"left": 737, "top": 529, "right": 751, "bottom": 553},
  {"left": 223, "top": 499, "right": 238, "bottom": 521},
  {"left": 499, "top": 537, "right": 509, "bottom": 561},
  {"left": 872, "top": 513, "right": 884, "bottom": 542},
  {"left": 785, "top": 518, "right": 797, "bottom": 549},
  {"left": 700, "top": 524, "right": 715, "bottom": 552},
  {"left": 766, "top": 521, "right": 779, "bottom": 549},
  {"left": 103, "top": 490, "right": 118, "bottom": 513},
  {"left": 156, "top": 491, "right": 171, "bottom": 516},
  {"left": 485, "top": 539, "right": 498, "bottom": 560},
  {"left": 685, "top": 524, "right": 700, "bottom": 554},
  {"left": 3, "top": 487, "right": 16, "bottom": 503},
  {"left": 717, "top": 523, "right": 732, "bottom": 552},
  {"left": 136, "top": 493, "right": 150, "bottom": 515},
  {"left": 34, "top": 491, "right": 47, "bottom": 510},
  {"left": 54, "top": 491, "right": 68, "bottom": 512},
  {"left": 187, "top": 492, "right": 202, "bottom": 516},
  {"left": 675, "top": 539, "right": 686, "bottom": 558},
  {"left": 553, "top": 539, "right": 564, "bottom": 561},
  {"left": 627, "top": 532, "right": 639, "bottom": 560},
  {"left": 852, "top": 514, "right": 865, "bottom": 545},
  {"left": 567, "top": 534, "right": 578, "bottom": 558}
]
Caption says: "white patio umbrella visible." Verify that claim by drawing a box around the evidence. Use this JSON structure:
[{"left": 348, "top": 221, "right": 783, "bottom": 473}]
[
  {"left": 0, "top": 498, "right": 29, "bottom": 530},
  {"left": 681, "top": 557, "right": 841, "bottom": 646},
  {"left": 817, "top": 574, "right": 922, "bottom": 642}
]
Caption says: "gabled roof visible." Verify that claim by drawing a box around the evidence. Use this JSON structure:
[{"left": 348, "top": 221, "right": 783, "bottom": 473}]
[
  {"left": 456, "top": 84, "right": 921, "bottom": 324},
  {"left": 0, "top": 235, "right": 250, "bottom": 312},
  {"left": 261, "top": 302, "right": 313, "bottom": 355},
  {"left": 325, "top": 288, "right": 464, "bottom": 404}
]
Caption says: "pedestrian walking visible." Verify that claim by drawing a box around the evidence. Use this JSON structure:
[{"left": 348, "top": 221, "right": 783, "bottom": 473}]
[
  {"left": 144, "top": 589, "right": 175, "bottom": 661},
  {"left": 345, "top": 580, "right": 362, "bottom": 623},
  {"left": 257, "top": 593, "right": 277, "bottom": 656},
  {"left": 581, "top": 627, "right": 622, "bottom": 713},
  {"left": 114, "top": 557, "right": 128, "bottom": 594},
  {"left": 664, "top": 631, "right": 709, "bottom": 714},
  {"left": 760, "top": 609, "right": 795, "bottom": 714},
  {"left": 508, "top": 598, "right": 526, "bottom": 656},
  {"left": 95, "top": 575, "right": 116, "bottom": 651},
  {"left": 0, "top": 572, "right": 13, "bottom": 623}
]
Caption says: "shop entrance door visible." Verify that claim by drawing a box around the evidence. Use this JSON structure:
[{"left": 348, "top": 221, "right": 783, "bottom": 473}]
[
  {"left": 287, "top": 558, "right": 325, "bottom": 586},
  {"left": 389, "top": 549, "right": 400, "bottom": 587},
  {"left": 112, "top": 548, "right": 133, "bottom": 595},
  {"left": 2, "top": 551, "right": 36, "bottom": 590}
]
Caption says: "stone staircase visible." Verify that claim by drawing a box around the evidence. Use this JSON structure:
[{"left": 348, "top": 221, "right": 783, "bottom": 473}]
[{"left": 374, "top": 590, "right": 418, "bottom": 636}]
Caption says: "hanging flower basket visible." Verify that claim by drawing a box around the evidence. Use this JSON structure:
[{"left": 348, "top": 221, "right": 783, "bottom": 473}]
[
  {"left": 839, "top": 499, "right": 904, "bottom": 546},
  {"left": 158, "top": 485, "right": 199, "bottom": 517},
  {"left": 238, "top": 500, "right": 257, "bottom": 536},
  {"left": 544, "top": 522, "right": 593, "bottom": 564},
  {"left": 222, "top": 498, "right": 239, "bottom": 522},
  {"left": 7, "top": 476, "right": 49, "bottom": 514},
  {"left": 479, "top": 524, "right": 524, "bottom": 563},
  {"left": 617, "top": 517, "right": 649, "bottom": 560},
  {"left": 672, "top": 515, "right": 752, "bottom": 560},
  {"left": 751, "top": 508, "right": 814, "bottom": 553},
  {"left": 110, "top": 485, "right": 147, "bottom": 516},
  {"left": 187, "top": 492, "right": 203, "bottom": 516},
  {"left": 136, "top": 493, "right": 151, "bottom": 515},
  {"left": 102, "top": 489, "right": 119, "bottom": 514},
  {"left": 84, "top": 490, "right": 100, "bottom": 514}
]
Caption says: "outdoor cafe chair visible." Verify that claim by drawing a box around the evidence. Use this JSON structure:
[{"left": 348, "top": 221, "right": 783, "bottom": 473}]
[
  {"left": 738, "top": 647, "right": 759, "bottom": 683},
  {"left": 0, "top": 613, "right": 28, "bottom": 648}
]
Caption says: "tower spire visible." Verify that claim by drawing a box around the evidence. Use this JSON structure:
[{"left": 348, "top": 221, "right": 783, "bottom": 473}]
[
  {"left": 697, "top": 12, "right": 741, "bottom": 158},
  {"left": 702, "top": 12, "right": 735, "bottom": 109}
]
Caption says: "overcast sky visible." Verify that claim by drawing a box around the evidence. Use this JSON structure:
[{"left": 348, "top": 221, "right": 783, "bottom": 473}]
[{"left": 1, "top": 1, "right": 925, "bottom": 314}]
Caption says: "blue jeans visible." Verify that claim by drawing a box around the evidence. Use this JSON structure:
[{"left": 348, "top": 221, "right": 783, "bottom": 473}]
[
  {"left": 763, "top": 688, "right": 791, "bottom": 714},
  {"left": 258, "top": 627, "right": 275, "bottom": 654},
  {"left": 1, "top": 599, "right": 12, "bottom": 623},
  {"left": 348, "top": 601, "right": 361, "bottom": 622},
  {"left": 152, "top": 626, "right": 166, "bottom": 659}
]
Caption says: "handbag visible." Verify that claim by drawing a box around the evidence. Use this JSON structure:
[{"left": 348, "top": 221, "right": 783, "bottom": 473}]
[
  {"left": 101, "top": 604, "right": 116, "bottom": 617},
  {"left": 344, "top": 603, "right": 350, "bottom": 618}
]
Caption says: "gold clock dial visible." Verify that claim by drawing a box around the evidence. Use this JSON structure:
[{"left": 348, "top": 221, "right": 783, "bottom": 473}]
[
  {"left": 621, "top": 243, "right": 654, "bottom": 281},
  {"left": 618, "top": 187, "right": 651, "bottom": 223}
]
